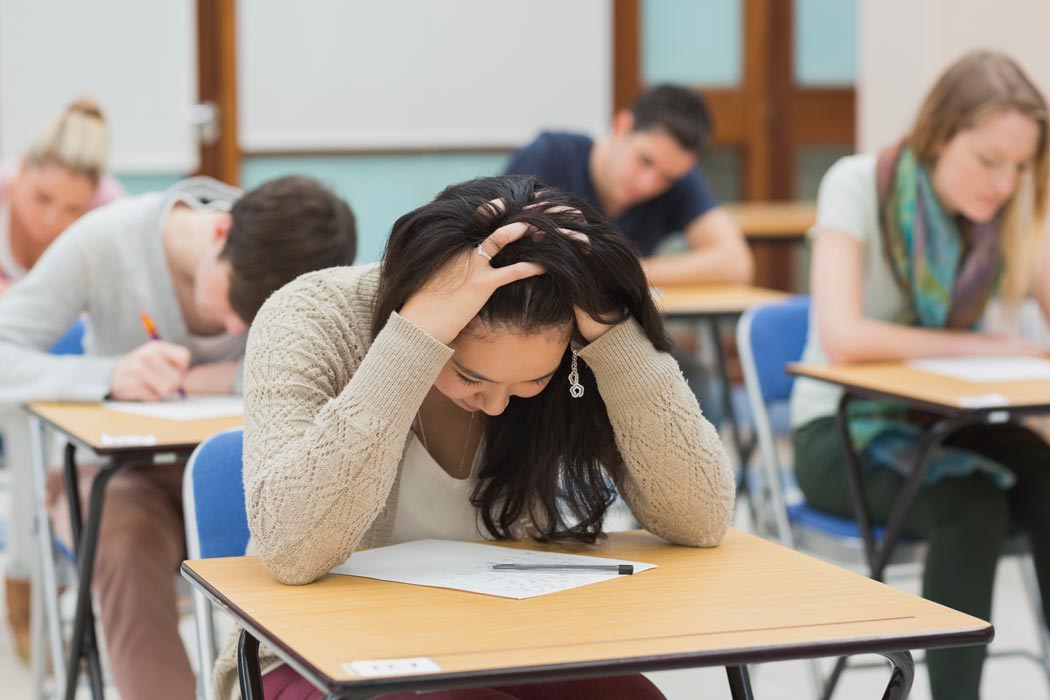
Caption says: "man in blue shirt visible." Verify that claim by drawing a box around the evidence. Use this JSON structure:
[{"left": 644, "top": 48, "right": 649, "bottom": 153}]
[{"left": 506, "top": 85, "right": 753, "bottom": 286}]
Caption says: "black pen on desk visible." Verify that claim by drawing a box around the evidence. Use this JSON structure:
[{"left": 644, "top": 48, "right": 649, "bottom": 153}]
[
  {"left": 140, "top": 311, "right": 187, "bottom": 399},
  {"left": 492, "top": 563, "right": 634, "bottom": 575}
]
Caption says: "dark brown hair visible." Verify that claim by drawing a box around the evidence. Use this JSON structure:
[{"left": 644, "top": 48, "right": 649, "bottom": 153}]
[
  {"left": 373, "top": 175, "right": 672, "bottom": 544},
  {"left": 222, "top": 176, "right": 357, "bottom": 324},
  {"left": 630, "top": 84, "right": 713, "bottom": 160}
]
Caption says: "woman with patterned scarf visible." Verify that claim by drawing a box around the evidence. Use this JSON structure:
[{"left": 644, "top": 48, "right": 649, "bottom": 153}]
[{"left": 790, "top": 50, "right": 1050, "bottom": 700}]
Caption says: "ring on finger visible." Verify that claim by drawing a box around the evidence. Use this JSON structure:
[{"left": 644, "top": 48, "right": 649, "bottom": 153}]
[{"left": 476, "top": 243, "right": 494, "bottom": 261}]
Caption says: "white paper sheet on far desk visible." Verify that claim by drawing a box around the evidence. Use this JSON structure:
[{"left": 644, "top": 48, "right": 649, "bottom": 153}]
[
  {"left": 908, "top": 356, "right": 1050, "bottom": 383},
  {"left": 330, "top": 539, "right": 656, "bottom": 599},
  {"left": 102, "top": 396, "right": 243, "bottom": 421}
]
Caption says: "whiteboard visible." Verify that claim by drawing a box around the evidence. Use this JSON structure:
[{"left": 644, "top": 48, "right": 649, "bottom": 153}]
[
  {"left": 0, "top": 0, "right": 198, "bottom": 173},
  {"left": 238, "top": 0, "right": 612, "bottom": 151}
]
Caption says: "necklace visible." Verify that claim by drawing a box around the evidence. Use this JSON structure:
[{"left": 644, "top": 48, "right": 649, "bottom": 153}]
[{"left": 416, "top": 409, "right": 477, "bottom": 478}]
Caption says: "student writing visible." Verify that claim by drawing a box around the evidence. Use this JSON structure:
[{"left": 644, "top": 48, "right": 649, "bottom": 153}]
[{"left": 0, "top": 175, "right": 357, "bottom": 700}]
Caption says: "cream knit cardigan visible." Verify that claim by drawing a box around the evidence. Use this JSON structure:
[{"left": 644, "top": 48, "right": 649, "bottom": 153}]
[{"left": 213, "top": 263, "right": 736, "bottom": 699}]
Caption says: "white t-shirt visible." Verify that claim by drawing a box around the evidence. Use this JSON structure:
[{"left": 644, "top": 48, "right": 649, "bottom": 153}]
[
  {"left": 389, "top": 433, "right": 485, "bottom": 544},
  {"left": 789, "top": 153, "right": 910, "bottom": 428}
]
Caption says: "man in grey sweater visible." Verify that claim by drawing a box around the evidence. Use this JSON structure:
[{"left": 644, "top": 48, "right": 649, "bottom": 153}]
[{"left": 0, "top": 175, "right": 356, "bottom": 699}]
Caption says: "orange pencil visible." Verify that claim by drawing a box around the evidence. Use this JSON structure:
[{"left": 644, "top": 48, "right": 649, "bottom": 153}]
[
  {"left": 140, "top": 311, "right": 186, "bottom": 399},
  {"left": 140, "top": 311, "right": 160, "bottom": 341}
]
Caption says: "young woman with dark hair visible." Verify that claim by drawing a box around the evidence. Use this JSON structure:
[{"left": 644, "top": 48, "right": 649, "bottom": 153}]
[{"left": 215, "top": 174, "right": 735, "bottom": 700}]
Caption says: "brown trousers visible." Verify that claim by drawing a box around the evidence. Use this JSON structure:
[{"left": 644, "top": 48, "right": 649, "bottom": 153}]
[{"left": 49, "top": 462, "right": 195, "bottom": 700}]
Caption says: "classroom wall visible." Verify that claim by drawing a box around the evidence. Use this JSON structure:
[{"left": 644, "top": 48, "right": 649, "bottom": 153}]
[
  {"left": 113, "top": 0, "right": 859, "bottom": 261},
  {"left": 858, "top": 0, "right": 1050, "bottom": 153},
  {"left": 0, "top": 1, "right": 198, "bottom": 174},
  {"left": 241, "top": 153, "right": 507, "bottom": 264}
]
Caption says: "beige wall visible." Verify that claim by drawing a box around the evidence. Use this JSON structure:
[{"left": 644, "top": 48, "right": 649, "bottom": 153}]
[{"left": 859, "top": 0, "right": 1050, "bottom": 153}]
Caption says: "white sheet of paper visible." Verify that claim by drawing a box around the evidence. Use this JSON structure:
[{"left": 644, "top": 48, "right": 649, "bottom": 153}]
[
  {"left": 331, "top": 539, "right": 656, "bottom": 599},
  {"left": 102, "top": 396, "right": 244, "bottom": 421},
  {"left": 909, "top": 356, "right": 1050, "bottom": 383}
]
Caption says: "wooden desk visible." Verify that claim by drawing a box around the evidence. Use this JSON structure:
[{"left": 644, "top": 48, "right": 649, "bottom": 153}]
[
  {"left": 788, "top": 360, "right": 1050, "bottom": 581},
  {"left": 724, "top": 201, "right": 816, "bottom": 242},
  {"left": 724, "top": 201, "right": 815, "bottom": 292},
  {"left": 23, "top": 402, "right": 243, "bottom": 700},
  {"left": 789, "top": 361, "right": 1050, "bottom": 415},
  {"left": 656, "top": 284, "right": 789, "bottom": 319},
  {"left": 27, "top": 401, "right": 243, "bottom": 455},
  {"left": 183, "top": 529, "right": 991, "bottom": 700}
]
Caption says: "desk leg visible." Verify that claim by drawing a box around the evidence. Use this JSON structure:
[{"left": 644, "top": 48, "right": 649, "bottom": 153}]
[
  {"left": 64, "top": 460, "right": 122, "bottom": 700},
  {"left": 706, "top": 318, "right": 753, "bottom": 475},
  {"left": 62, "top": 443, "right": 107, "bottom": 693},
  {"left": 834, "top": 394, "right": 984, "bottom": 580},
  {"left": 725, "top": 665, "right": 754, "bottom": 700},
  {"left": 878, "top": 651, "right": 914, "bottom": 700},
  {"left": 238, "top": 629, "right": 264, "bottom": 700},
  {"left": 63, "top": 444, "right": 83, "bottom": 548},
  {"left": 828, "top": 395, "right": 982, "bottom": 700}
]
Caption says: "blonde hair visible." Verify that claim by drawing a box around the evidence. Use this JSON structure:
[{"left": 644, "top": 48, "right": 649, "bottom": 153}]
[
  {"left": 25, "top": 97, "right": 110, "bottom": 186},
  {"left": 907, "top": 50, "right": 1049, "bottom": 299}
]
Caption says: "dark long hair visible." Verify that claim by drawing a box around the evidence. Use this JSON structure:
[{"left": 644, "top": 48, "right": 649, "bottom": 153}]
[{"left": 373, "top": 175, "right": 672, "bottom": 544}]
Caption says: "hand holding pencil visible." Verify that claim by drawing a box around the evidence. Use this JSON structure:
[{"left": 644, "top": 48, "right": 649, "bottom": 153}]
[{"left": 107, "top": 313, "right": 191, "bottom": 401}]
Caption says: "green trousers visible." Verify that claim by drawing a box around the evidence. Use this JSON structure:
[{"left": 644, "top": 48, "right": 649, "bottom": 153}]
[{"left": 794, "top": 417, "right": 1050, "bottom": 700}]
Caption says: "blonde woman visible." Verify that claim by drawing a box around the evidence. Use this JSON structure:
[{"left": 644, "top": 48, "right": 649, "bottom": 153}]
[
  {"left": 0, "top": 97, "right": 124, "bottom": 293},
  {"left": 790, "top": 50, "right": 1050, "bottom": 699},
  {"left": 0, "top": 97, "right": 123, "bottom": 660}
]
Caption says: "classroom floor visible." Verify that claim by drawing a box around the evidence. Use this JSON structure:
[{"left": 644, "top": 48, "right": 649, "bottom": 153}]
[{"left": 1, "top": 470, "right": 1049, "bottom": 698}]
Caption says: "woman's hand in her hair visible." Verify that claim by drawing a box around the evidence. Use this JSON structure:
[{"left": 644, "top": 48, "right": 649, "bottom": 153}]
[
  {"left": 400, "top": 221, "right": 545, "bottom": 345},
  {"left": 574, "top": 307, "right": 618, "bottom": 343}
]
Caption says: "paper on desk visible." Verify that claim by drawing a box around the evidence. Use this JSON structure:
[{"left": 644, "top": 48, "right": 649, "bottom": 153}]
[
  {"left": 102, "top": 396, "right": 244, "bottom": 421},
  {"left": 909, "top": 356, "right": 1050, "bottom": 383},
  {"left": 330, "top": 539, "right": 656, "bottom": 599}
]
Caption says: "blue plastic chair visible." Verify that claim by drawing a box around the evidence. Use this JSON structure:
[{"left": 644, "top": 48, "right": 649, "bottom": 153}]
[
  {"left": 49, "top": 318, "right": 86, "bottom": 355},
  {"left": 737, "top": 296, "right": 1050, "bottom": 697},
  {"left": 736, "top": 296, "right": 923, "bottom": 563},
  {"left": 182, "top": 428, "right": 247, "bottom": 700}
]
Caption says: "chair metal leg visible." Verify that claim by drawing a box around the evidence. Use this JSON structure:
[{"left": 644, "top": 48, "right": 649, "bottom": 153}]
[
  {"left": 29, "top": 548, "right": 47, "bottom": 699},
  {"left": 28, "top": 416, "right": 67, "bottom": 698},
  {"left": 878, "top": 651, "right": 914, "bottom": 700},
  {"left": 725, "top": 665, "right": 754, "bottom": 700},
  {"left": 192, "top": 591, "right": 218, "bottom": 700},
  {"left": 64, "top": 461, "right": 122, "bottom": 700},
  {"left": 708, "top": 318, "right": 754, "bottom": 470}
]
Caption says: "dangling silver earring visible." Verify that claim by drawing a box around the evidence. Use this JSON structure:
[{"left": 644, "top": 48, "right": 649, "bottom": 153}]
[{"left": 568, "top": 350, "right": 584, "bottom": 398}]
